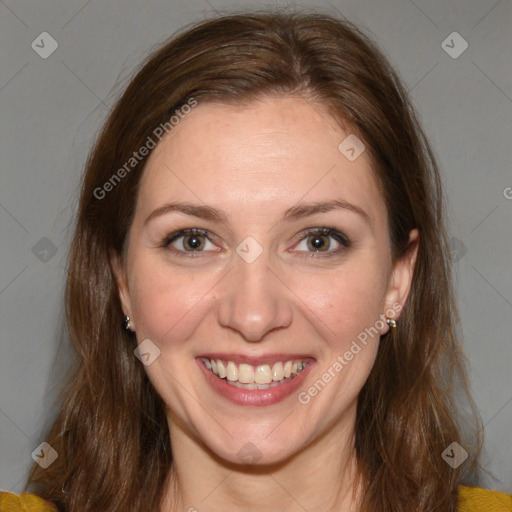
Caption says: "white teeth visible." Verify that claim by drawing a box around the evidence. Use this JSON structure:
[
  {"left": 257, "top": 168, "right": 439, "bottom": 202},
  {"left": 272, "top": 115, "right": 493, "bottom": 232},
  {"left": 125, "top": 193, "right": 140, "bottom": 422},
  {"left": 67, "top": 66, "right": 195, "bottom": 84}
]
[
  {"left": 217, "top": 359, "right": 226, "bottom": 378},
  {"left": 226, "top": 361, "right": 238, "bottom": 381},
  {"left": 255, "top": 365, "right": 272, "bottom": 384},
  {"left": 201, "top": 357, "right": 309, "bottom": 387},
  {"left": 272, "top": 361, "right": 284, "bottom": 381},
  {"left": 238, "top": 364, "right": 254, "bottom": 384}
]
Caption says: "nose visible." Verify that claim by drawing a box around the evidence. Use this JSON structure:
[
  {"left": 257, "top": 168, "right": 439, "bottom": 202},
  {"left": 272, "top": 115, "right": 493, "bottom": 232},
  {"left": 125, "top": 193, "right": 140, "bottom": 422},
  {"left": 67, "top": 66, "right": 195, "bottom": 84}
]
[{"left": 216, "top": 250, "right": 293, "bottom": 342}]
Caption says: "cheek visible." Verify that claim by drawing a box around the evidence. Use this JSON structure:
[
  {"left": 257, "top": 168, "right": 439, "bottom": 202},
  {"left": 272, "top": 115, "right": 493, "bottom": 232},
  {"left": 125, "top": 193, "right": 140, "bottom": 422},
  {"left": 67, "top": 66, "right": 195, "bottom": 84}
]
[
  {"left": 129, "top": 255, "right": 219, "bottom": 345},
  {"left": 288, "top": 265, "right": 386, "bottom": 426},
  {"left": 290, "top": 262, "right": 388, "bottom": 352}
]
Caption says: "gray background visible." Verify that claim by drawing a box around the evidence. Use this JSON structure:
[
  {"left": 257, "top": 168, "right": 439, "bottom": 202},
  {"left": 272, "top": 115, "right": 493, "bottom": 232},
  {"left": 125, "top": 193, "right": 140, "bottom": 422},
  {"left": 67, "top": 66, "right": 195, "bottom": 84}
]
[{"left": 1, "top": 0, "right": 511, "bottom": 495}]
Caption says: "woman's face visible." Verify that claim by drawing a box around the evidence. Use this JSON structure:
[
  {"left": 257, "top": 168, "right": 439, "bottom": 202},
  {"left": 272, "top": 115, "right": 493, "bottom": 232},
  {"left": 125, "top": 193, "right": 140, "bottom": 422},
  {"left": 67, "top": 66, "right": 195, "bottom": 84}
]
[{"left": 112, "top": 96, "right": 417, "bottom": 465}]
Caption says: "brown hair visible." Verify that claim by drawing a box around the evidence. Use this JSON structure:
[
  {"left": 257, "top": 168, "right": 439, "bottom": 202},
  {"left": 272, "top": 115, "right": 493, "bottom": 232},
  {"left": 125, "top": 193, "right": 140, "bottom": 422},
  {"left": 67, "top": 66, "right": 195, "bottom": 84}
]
[{"left": 25, "top": 9, "right": 482, "bottom": 511}]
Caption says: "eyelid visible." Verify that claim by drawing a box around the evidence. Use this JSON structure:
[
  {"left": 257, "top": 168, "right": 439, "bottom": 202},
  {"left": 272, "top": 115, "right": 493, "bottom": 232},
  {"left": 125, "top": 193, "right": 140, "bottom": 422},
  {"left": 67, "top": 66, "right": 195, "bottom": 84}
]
[
  {"left": 163, "top": 227, "right": 210, "bottom": 246},
  {"left": 295, "top": 227, "right": 350, "bottom": 247},
  {"left": 290, "top": 227, "right": 350, "bottom": 257},
  {"left": 162, "top": 228, "right": 220, "bottom": 257}
]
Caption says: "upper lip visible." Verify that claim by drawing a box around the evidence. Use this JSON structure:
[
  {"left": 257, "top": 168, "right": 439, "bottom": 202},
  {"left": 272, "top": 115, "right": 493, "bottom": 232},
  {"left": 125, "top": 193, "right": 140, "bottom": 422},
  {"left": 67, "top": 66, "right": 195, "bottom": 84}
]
[{"left": 197, "top": 353, "right": 316, "bottom": 365}]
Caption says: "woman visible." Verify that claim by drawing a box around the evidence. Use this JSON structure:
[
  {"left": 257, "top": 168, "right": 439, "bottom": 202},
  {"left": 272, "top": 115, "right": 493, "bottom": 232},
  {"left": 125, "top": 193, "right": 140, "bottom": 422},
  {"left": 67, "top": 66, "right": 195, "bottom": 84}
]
[{"left": 1, "top": 10, "right": 510, "bottom": 512}]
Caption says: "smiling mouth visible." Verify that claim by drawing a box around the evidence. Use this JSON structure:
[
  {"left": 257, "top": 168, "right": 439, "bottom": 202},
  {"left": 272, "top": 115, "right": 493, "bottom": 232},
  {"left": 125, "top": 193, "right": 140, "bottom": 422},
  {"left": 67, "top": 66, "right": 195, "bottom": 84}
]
[{"left": 199, "top": 357, "right": 311, "bottom": 390}]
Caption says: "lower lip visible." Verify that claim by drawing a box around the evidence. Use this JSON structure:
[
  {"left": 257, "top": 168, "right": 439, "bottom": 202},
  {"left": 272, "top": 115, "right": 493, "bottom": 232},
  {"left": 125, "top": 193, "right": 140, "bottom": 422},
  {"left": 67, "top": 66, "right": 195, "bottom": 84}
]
[{"left": 196, "top": 359, "right": 315, "bottom": 406}]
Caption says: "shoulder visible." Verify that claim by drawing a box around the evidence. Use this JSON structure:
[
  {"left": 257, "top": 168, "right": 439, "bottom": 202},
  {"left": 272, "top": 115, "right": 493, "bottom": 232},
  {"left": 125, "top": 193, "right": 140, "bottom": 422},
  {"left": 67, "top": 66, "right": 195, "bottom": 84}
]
[
  {"left": 458, "top": 485, "right": 512, "bottom": 512},
  {"left": 0, "top": 492, "right": 57, "bottom": 512}
]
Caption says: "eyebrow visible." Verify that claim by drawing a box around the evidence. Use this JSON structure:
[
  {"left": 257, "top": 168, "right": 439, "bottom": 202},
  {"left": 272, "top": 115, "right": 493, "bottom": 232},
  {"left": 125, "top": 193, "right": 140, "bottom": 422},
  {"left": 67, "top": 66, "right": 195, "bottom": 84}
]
[{"left": 143, "top": 199, "right": 370, "bottom": 227}]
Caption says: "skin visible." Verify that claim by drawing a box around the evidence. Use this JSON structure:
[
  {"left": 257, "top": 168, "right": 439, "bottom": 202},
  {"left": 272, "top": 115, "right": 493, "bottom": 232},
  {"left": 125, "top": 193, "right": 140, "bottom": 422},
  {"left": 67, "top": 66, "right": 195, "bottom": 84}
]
[{"left": 111, "top": 96, "right": 418, "bottom": 512}]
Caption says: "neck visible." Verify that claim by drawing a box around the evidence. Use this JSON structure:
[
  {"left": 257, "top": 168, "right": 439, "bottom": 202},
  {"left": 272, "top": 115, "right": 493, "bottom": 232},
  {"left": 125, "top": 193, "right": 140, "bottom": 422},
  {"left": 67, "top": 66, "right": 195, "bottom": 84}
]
[{"left": 160, "top": 402, "right": 364, "bottom": 512}]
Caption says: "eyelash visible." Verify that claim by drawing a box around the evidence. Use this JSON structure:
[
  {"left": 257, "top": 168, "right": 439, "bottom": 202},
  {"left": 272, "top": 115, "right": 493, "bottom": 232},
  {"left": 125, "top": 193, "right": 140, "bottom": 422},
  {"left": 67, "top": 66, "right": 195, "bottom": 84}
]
[{"left": 160, "top": 227, "right": 350, "bottom": 259}]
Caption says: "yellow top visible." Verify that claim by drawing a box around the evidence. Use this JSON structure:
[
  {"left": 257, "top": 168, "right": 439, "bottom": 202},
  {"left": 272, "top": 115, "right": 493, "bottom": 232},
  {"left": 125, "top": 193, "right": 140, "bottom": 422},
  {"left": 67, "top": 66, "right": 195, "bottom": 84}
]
[
  {"left": 1, "top": 486, "right": 511, "bottom": 511},
  {"left": 0, "top": 492, "right": 56, "bottom": 512}
]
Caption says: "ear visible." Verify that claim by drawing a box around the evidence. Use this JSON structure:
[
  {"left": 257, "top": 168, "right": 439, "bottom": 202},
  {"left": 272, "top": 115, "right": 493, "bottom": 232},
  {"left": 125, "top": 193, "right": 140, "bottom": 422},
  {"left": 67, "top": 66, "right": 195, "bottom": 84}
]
[
  {"left": 109, "top": 248, "right": 135, "bottom": 330},
  {"left": 380, "top": 229, "right": 419, "bottom": 334}
]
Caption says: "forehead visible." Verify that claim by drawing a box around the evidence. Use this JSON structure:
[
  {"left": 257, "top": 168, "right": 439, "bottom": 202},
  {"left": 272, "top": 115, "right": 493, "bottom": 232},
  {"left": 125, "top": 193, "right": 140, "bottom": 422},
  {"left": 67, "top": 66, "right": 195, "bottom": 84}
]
[{"left": 136, "top": 96, "right": 386, "bottom": 227}]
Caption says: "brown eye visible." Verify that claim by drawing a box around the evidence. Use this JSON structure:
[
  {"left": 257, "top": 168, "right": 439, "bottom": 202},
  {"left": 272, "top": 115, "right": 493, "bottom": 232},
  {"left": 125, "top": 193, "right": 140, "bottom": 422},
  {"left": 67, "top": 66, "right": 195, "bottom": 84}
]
[
  {"left": 181, "top": 233, "right": 206, "bottom": 251},
  {"left": 163, "top": 228, "right": 217, "bottom": 254},
  {"left": 293, "top": 227, "right": 350, "bottom": 256},
  {"left": 306, "top": 234, "right": 331, "bottom": 252}
]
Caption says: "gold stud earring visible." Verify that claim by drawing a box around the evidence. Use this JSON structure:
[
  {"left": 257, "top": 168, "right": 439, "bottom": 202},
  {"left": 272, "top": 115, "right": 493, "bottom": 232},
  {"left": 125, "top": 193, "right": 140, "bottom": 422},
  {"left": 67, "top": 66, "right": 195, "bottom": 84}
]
[
  {"left": 386, "top": 318, "right": 397, "bottom": 329},
  {"left": 123, "top": 315, "right": 132, "bottom": 331}
]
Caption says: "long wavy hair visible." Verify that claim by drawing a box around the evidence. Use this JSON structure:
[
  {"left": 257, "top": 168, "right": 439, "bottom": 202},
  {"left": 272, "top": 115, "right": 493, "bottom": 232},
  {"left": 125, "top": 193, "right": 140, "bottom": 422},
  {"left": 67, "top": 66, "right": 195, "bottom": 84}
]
[{"left": 25, "top": 10, "right": 482, "bottom": 511}]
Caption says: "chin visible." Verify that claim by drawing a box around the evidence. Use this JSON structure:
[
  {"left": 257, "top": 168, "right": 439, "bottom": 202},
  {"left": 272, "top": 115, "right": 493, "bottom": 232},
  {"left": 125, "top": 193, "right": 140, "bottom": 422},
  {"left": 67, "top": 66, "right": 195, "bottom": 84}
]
[{"left": 199, "top": 426, "right": 307, "bottom": 468}]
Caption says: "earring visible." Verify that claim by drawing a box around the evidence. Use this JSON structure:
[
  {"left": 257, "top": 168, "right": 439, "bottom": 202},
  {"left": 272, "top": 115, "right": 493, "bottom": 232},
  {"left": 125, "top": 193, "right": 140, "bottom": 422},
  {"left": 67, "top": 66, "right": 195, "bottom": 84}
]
[
  {"left": 386, "top": 318, "right": 397, "bottom": 329},
  {"left": 123, "top": 315, "right": 132, "bottom": 331}
]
